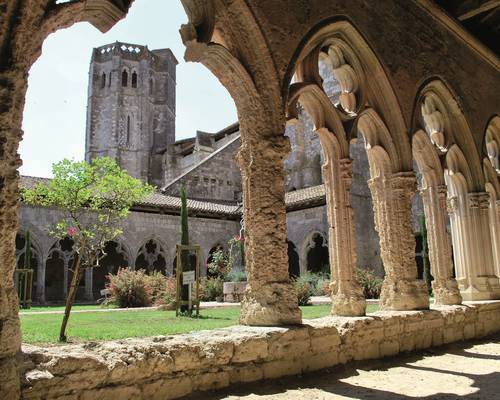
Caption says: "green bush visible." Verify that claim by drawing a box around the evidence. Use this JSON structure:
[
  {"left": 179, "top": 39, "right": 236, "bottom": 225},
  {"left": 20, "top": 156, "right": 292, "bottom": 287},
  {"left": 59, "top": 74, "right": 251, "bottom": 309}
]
[
  {"left": 145, "top": 272, "right": 176, "bottom": 307},
  {"left": 293, "top": 276, "right": 314, "bottom": 306},
  {"left": 107, "top": 268, "right": 152, "bottom": 308},
  {"left": 199, "top": 277, "right": 224, "bottom": 301},
  {"left": 317, "top": 278, "right": 331, "bottom": 296},
  {"left": 298, "top": 271, "right": 330, "bottom": 296},
  {"left": 357, "top": 267, "right": 383, "bottom": 299},
  {"left": 226, "top": 269, "right": 246, "bottom": 282}
]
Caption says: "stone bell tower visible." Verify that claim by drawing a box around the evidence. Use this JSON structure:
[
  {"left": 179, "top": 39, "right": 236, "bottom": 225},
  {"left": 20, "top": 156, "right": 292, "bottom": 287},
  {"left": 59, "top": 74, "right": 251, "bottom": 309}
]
[{"left": 85, "top": 42, "right": 177, "bottom": 186}]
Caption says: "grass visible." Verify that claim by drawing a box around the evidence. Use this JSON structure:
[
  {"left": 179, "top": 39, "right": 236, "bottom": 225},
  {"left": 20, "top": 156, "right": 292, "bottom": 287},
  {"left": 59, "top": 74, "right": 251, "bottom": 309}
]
[
  {"left": 20, "top": 304, "right": 116, "bottom": 313},
  {"left": 21, "top": 303, "right": 379, "bottom": 344}
]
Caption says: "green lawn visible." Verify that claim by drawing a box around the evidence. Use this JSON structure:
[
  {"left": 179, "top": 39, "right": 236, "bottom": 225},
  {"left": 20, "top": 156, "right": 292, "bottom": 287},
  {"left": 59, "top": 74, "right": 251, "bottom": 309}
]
[
  {"left": 21, "top": 304, "right": 378, "bottom": 344},
  {"left": 20, "top": 304, "right": 115, "bottom": 313}
]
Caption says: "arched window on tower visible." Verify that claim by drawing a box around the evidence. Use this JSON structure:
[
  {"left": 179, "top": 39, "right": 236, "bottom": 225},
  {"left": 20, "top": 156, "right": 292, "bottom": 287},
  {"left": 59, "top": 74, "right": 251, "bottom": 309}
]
[
  {"left": 101, "top": 72, "right": 106, "bottom": 89},
  {"left": 122, "top": 70, "right": 128, "bottom": 87},
  {"left": 131, "top": 71, "right": 138, "bottom": 88},
  {"left": 108, "top": 72, "right": 112, "bottom": 87},
  {"left": 126, "top": 115, "right": 131, "bottom": 144},
  {"left": 149, "top": 78, "right": 153, "bottom": 95}
]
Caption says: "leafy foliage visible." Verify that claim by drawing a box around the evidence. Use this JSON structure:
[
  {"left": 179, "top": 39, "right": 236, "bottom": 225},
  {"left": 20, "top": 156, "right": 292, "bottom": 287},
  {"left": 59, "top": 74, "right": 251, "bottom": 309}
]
[
  {"left": 107, "top": 268, "right": 152, "bottom": 308},
  {"left": 293, "top": 276, "right": 314, "bottom": 306},
  {"left": 199, "top": 277, "right": 224, "bottom": 301},
  {"left": 23, "top": 157, "right": 154, "bottom": 267},
  {"left": 356, "top": 267, "right": 383, "bottom": 299}
]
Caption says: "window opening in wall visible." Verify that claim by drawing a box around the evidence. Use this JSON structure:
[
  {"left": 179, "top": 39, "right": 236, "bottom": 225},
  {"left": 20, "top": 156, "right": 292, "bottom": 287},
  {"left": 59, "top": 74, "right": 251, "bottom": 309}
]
[
  {"left": 108, "top": 72, "right": 112, "bottom": 87},
  {"left": 132, "top": 71, "right": 138, "bottom": 88},
  {"left": 122, "top": 70, "right": 128, "bottom": 87},
  {"left": 149, "top": 78, "right": 153, "bottom": 95},
  {"left": 101, "top": 73, "right": 106, "bottom": 89},
  {"left": 126, "top": 116, "right": 131, "bottom": 144}
]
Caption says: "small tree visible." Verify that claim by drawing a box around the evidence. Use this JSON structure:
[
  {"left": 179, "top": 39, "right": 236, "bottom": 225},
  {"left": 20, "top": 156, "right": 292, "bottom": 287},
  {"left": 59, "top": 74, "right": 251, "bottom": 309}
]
[
  {"left": 23, "top": 157, "right": 153, "bottom": 341},
  {"left": 420, "top": 215, "right": 432, "bottom": 295}
]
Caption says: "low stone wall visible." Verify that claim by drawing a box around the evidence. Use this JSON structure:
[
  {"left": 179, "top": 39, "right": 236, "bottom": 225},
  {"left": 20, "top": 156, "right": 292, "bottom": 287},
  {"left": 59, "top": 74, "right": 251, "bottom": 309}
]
[{"left": 20, "top": 301, "right": 500, "bottom": 400}]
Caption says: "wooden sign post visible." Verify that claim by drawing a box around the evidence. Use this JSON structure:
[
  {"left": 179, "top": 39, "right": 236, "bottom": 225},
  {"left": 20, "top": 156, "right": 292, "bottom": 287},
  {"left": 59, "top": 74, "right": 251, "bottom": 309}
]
[{"left": 175, "top": 244, "right": 200, "bottom": 316}]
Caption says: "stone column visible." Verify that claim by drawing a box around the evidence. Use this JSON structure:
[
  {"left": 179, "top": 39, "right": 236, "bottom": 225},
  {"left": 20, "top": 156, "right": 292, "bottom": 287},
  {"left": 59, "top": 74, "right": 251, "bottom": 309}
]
[
  {"left": 84, "top": 268, "right": 93, "bottom": 301},
  {"left": 324, "top": 158, "right": 366, "bottom": 315},
  {"left": 420, "top": 185, "right": 462, "bottom": 305},
  {"left": 487, "top": 197, "right": 500, "bottom": 279},
  {"left": 36, "top": 256, "right": 46, "bottom": 304},
  {"left": 238, "top": 134, "right": 302, "bottom": 326},
  {"left": 448, "top": 192, "right": 500, "bottom": 300},
  {"left": 368, "top": 172, "right": 429, "bottom": 310}
]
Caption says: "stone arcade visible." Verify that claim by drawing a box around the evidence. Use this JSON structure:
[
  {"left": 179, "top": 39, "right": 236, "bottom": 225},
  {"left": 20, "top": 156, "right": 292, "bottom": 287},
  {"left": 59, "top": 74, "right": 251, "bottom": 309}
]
[
  {"left": 18, "top": 40, "right": 383, "bottom": 305},
  {"left": 0, "top": 1, "right": 499, "bottom": 399}
]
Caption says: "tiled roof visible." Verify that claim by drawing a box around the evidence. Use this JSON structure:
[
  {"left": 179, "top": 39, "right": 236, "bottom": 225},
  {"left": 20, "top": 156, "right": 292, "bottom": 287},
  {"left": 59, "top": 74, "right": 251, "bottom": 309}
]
[
  {"left": 19, "top": 176, "right": 50, "bottom": 189},
  {"left": 285, "top": 185, "right": 326, "bottom": 208},
  {"left": 19, "top": 176, "right": 325, "bottom": 216},
  {"left": 137, "top": 193, "right": 241, "bottom": 216}
]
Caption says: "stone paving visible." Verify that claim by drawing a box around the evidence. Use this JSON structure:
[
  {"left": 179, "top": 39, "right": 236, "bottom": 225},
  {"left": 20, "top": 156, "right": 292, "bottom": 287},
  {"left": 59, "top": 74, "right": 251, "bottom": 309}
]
[{"left": 186, "top": 334, "right": 500, "bottom": 400}]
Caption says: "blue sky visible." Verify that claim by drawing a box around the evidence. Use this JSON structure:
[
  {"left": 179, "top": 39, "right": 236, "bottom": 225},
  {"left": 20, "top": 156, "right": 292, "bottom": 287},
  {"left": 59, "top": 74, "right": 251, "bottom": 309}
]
[{"left": 20, "top": 0, "right": 237, "bottom": 178}]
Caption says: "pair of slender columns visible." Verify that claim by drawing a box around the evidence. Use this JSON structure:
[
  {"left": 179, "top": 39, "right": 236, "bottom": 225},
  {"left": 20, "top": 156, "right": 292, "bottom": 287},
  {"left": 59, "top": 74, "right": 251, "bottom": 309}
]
[
  {"left": 447, "top": 192, "right": 500, "bottom": 300},
  {"left": 420, "top": 185, "right": 462, "bottom": 305}
]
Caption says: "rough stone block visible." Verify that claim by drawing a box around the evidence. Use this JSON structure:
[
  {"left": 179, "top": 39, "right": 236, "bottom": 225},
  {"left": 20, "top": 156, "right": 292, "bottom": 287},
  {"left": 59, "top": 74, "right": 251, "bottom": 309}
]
[
  {"left": 379, "top": 340, "right": 399, "bottom": 357},
  {"left": 233, "top": 337, "right": 268, "bottom": 363},
  {"left": 229, "top": 365, "right": 264, "bottom": 383},
  {"left": 262, "top": 359, "right": 303, "bottom": 380},
  {"left": 301, "top": 350, "right": 338, "bottom": 372}
]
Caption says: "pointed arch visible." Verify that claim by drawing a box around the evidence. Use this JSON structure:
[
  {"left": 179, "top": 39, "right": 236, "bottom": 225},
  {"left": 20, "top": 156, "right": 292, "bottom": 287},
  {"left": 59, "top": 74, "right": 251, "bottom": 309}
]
[
  {"left": 414, "top": 79, "right": 483, "bottom": 190},
  {"left": 285, "top": 19, "right": 410, "bottom": 171}
]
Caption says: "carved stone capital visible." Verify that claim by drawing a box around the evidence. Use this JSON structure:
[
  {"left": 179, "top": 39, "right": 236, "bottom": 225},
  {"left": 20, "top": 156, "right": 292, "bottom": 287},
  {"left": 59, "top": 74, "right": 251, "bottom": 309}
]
[
  {"left": 447, "top": 196, "right": 458, "bottom": 215},
  {"left": 467, "top": 192, "right": 490, "bottom": 210}
]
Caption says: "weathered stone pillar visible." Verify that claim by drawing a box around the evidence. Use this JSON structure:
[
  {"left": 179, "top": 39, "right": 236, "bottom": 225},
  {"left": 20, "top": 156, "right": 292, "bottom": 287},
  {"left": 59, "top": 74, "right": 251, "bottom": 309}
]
[
  {"left": 448, "top": 192, "right": 500, "bottom": 300},
  {"left": 322, "top": 151, "right": 366, "bottom": 316},
  {"left": 368, "top": 172, "right": 429, "bottom": 310},
  {"left": 420, "top": 185, "right": 462, "bottom": 305},
  {"left": 238, "top": 133, "right": 302, "bottom": 326}
]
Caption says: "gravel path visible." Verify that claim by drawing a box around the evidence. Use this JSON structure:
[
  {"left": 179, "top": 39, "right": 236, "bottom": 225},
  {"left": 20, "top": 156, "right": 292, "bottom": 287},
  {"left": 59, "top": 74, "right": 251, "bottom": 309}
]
[{"left": 187, "top": 334, "right": 500, "bottom": 400}]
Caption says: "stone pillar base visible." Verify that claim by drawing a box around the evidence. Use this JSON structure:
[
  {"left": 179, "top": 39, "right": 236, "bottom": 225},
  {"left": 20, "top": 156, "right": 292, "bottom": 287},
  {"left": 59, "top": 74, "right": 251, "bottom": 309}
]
[
  {"left": 331, "top": 292, "right": 366, "bottom": 316},
  {"left": 380, "top": 279, "right": 429, "bottom": 310},
  {"left": 240, "top": 282, "right": 302, "bottom": 326},
  {"left": 432, "top": 279, "right": 462, "bottom": 305},
  {"left": 460, "top": 276, "right": 500, "bottom": 301}
]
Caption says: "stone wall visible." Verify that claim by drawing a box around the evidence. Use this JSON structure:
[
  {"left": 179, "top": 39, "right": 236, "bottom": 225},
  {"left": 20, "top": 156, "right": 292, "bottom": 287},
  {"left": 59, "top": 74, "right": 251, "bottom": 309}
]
[
  {"left": 163, "top": 137, "right": 243, "bottom": 202},
  {"left": 18, "top": 204, "right": 240, "bottom": 303},
  {"left": 20, "top": 301, "right": 500, "bottom": 400}
]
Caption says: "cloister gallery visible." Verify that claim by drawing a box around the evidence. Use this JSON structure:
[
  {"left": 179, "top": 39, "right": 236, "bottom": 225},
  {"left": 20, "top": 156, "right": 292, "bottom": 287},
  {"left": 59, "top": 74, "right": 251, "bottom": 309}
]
[{"left": 1, "top": 1, "right": 499, "bottom": 399}]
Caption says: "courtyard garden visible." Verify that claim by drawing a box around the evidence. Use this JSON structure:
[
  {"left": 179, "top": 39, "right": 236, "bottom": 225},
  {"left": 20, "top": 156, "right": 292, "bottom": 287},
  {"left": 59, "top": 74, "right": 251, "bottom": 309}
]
[{"left": 20, "top": 303, "right": 379, "bottom": 344}]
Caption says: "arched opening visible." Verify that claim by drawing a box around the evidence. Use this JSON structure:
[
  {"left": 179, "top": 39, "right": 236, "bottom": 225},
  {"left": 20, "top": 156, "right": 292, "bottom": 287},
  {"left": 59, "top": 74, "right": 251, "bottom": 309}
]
[
  {"left": 149, "top": 78, "right": 154, "bottom": 95},
  {"left": 287, "top": 240, "right": 300, "bottom": 278},
  {"left": 306, "top": 233, "right": 329, "bottom": 274},
  {"left": 135, "top": 239, "right": 167, "bottom": 275},
  {"left": 122, "top": 70, "right": 128, "bottom": 87},
  {"left": 126, "top": 115, "right": 131, "bottom": 144},
  {"left": 15, "top": 232, "right": 39, "bottom": 303},
  {"left": 45, "top": 237, "right": 82, "bottom": 303},
  {"left": 131, "top": 71, "right": 138, "bottom": 88},
  {"left": 101, "top": 72, "right": 106, "bottom": 89},
  {"left": 93, "top": 241, "right": 129, "bottom": 299}
]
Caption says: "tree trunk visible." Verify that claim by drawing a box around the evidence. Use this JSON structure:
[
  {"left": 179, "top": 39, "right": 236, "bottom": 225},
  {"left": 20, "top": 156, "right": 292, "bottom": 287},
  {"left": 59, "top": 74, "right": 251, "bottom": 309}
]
[{"left": 59, "top": 254, "right": 82, "bottom": 342}]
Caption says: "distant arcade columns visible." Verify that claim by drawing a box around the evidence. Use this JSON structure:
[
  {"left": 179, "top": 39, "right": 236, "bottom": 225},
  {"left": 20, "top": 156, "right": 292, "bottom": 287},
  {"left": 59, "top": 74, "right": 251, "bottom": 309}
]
[
  {"left": 368, "top": 172, "right": 429, "bottom": 310},
  {"left": 447, "top": 191, "right": 500, "bottom": 300},
  {"left": 420, "top": 185, "right": 462, "bottom": 305}
]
